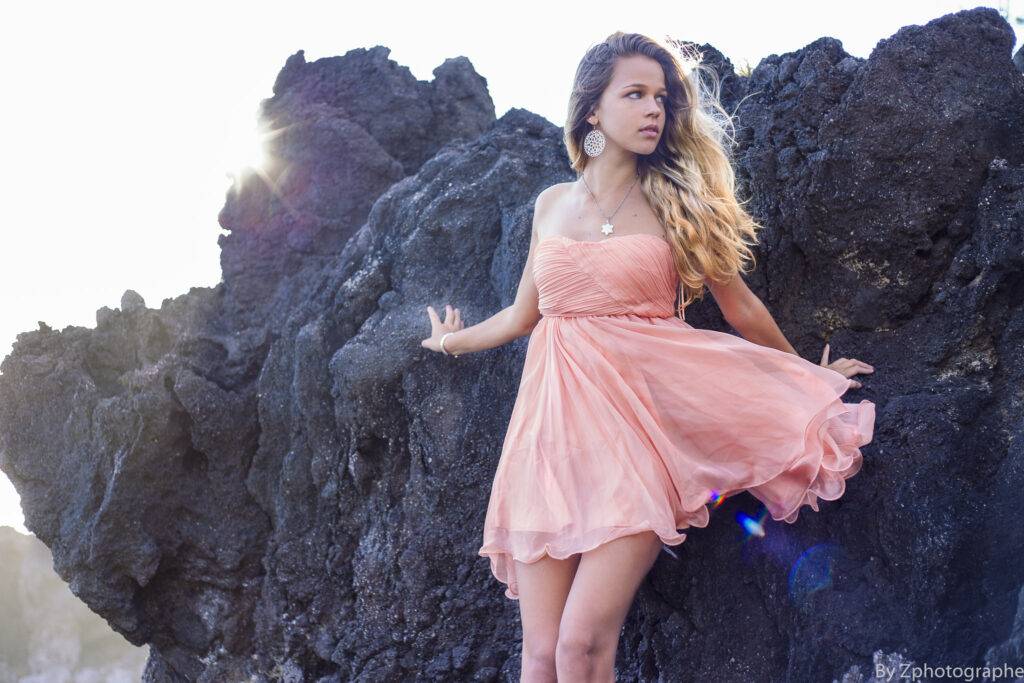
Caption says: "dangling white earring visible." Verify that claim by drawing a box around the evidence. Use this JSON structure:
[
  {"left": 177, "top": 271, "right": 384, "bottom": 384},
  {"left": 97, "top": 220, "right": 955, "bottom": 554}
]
[{"left": 583, "top": 127, "right": 605, "bottom": 157}]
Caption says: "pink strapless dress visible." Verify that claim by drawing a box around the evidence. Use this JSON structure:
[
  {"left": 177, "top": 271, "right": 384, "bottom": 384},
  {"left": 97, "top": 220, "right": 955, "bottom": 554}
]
[{"left": 477, "top": 233, "right": 876, "bottom": 600}]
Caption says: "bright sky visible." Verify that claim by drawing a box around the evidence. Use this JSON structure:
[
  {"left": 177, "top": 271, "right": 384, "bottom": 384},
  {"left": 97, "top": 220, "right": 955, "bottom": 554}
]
[{"left": 0, "top": 1, "right": 1020, "bottom": 535}]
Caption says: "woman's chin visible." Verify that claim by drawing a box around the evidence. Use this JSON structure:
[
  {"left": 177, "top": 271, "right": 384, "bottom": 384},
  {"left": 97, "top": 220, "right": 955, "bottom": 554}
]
[{"left": 630, "top": 141, "right": 660, "bottom": 155}]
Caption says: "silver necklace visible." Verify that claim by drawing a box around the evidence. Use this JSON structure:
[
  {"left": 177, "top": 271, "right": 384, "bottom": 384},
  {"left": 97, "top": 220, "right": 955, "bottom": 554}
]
[{"left": 580, "top": 170, "right": 640, "bottom": 237}]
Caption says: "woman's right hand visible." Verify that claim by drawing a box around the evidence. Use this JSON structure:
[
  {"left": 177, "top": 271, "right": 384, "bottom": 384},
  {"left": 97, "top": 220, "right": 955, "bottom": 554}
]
[{"left": 421, "top": 304, "right": 464, "bottom": 354}]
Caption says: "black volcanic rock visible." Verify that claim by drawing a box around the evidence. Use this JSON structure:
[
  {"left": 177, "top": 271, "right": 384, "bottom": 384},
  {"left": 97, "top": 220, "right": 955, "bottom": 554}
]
[
  {"left": 217, "top": 46, "right": 496, "bottom": 331},
  {"left": 2, "top": 9, "right": 1023, "bottom": 682}
]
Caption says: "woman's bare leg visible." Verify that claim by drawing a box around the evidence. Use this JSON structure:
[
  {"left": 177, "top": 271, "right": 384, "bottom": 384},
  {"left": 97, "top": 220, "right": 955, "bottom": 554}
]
[
  {"left": 555, "top": 531, "right": 664, "bottom": 682},
  {"left": 514, "top": 553, "right": 582, "bottom": 682}
]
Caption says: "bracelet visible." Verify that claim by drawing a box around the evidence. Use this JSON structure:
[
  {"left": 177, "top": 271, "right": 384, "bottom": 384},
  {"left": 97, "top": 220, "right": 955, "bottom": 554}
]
[{"left": 439, "top": 332, "right": 459, "bottom": 357}]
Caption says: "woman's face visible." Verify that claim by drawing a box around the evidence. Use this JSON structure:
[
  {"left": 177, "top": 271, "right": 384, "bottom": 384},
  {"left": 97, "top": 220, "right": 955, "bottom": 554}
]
[{"left": 587, "top": 54, "right": 667, "bottom": 155}]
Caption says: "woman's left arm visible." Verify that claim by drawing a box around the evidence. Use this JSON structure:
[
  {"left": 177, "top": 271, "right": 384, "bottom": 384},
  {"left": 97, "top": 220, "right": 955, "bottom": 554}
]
[
  {"left": 706, "top": 273, "right": 875, "bottom": 386},
  {"left": 706, "top": 273, "right": 797, "bottom": 355},
  {"left": 730, "top": 297, "right": 799, "bottom": 355}
]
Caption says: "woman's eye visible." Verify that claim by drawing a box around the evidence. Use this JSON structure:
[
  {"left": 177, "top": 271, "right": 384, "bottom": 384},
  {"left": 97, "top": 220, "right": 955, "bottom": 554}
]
[{"left": 630, "top": 92, "right": 667, "bottom": 102}]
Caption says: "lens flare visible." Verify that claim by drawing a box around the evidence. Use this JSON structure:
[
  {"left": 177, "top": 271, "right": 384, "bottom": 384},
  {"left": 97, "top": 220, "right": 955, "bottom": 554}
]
[
  {"left": 226, "top": 119, "right": 280, "bottom": 183},
  {"left": 221, "top": 102, "right": 293, "bottom": 196},
  {"left": 788, "top": 543, "right": 841, "bottom": 608},
  {"left": 707, "top": 488, "right": 729, "bottom": 508},
  {"left": 736, "top": 505, "right": 770, "bottom": 541}
]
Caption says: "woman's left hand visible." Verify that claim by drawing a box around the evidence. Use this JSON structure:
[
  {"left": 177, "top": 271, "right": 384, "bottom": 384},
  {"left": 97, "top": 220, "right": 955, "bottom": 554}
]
[{"left": 819, "top": 343, "right": 874, "bottom": 388}]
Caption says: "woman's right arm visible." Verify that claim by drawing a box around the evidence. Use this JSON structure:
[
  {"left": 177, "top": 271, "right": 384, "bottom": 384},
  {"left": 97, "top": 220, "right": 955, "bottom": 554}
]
[{"left": 421, "top": 187, "right": 553, "bottom": 356}]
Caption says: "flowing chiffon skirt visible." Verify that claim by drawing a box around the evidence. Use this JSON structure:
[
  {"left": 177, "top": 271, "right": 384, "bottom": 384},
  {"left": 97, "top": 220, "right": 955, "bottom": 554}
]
[{"left": 477, "top": 233, "right": 875, "bottom": 600}]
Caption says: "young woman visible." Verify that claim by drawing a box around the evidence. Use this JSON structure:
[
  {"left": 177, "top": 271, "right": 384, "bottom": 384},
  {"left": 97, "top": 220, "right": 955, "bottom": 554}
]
[{"left": 421, "top": 32, "right": 876, "bottom": 682}]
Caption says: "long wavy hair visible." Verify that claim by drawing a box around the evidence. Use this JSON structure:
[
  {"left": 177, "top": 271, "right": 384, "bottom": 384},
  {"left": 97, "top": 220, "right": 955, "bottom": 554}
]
[{"left": 565, "top": 32, "right": 762, "bottom": 316}]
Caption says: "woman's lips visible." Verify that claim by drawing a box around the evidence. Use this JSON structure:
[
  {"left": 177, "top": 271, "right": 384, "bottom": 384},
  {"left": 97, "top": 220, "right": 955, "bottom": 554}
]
[{"left": 640, "top": 128, "right": 659, "bottom": 137}]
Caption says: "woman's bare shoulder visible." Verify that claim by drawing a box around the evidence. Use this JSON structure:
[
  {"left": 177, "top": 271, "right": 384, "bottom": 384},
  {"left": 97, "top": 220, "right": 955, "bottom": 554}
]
[{"left": 536, "top": 181, "right": 574, "bottom": 208}]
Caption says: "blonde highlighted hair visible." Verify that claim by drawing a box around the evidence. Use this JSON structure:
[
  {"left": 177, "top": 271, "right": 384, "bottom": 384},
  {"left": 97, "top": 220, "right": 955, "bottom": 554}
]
[{"left": 564, "top": 32, "right": 763, "bottom": 316}]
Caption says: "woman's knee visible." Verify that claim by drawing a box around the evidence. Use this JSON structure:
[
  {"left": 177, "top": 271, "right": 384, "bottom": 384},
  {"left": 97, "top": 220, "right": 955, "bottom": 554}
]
[
  {"left": 521, "top": 643, "right": 558, "bottom": 680},
  {"left": 555, "top": 628, "right": 614, "bottom": 674}
]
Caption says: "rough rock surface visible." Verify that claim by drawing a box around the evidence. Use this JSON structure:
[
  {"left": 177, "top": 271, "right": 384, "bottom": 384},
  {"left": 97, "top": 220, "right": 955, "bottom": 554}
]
[{"left": 1, "top": 9, "right": 1023, "bottom": 682}]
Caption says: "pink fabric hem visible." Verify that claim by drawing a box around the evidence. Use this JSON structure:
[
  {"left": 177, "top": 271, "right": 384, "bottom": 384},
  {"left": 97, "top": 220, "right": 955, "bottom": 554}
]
[
  {"left": 751, "top": 381, "right": 875, "bottom": 524},
  {"left": 478, "top": 521, "right": 694, "bottom": 601},
  {"left": 478, "top": 382, "right": 874, "bottom": 601},
  {"left": 782, "top": 397, "right": 875, "bottom": 522}
]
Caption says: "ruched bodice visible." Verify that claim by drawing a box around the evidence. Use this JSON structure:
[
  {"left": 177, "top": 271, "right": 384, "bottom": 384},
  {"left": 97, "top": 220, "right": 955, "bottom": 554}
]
[
  {"left": 478, "top": 228, "right": 876, "bottom": 601},
  {"left": 534, "top": 234, "right": 679, "bottom": 319}
]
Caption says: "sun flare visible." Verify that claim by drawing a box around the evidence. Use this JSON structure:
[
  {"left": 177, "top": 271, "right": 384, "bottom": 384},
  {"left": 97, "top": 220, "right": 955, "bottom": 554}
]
[
  {"left": 226, "top": 123, "right": 266, "bottom": 177},
  {"left": 223, "top": 113, "right": 286, "bottom": 186}
]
